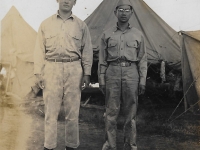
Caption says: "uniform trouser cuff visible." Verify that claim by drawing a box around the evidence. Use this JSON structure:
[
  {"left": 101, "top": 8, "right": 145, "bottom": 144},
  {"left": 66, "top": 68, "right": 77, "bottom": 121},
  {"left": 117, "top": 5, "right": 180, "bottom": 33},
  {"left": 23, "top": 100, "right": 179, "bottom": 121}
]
[
  {"left": 65, "top": 141, "right": 80, "bottom": 148},
  {"left": 44, "top": 143, "right": 57, "bottom": 149}
]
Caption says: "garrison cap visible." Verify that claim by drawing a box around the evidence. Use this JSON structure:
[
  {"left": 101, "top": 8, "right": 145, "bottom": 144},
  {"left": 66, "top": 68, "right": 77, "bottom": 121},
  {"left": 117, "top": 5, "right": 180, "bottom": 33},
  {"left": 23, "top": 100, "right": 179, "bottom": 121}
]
[{"left": 116, "top": 0, "right": 133, "bottom": 9}]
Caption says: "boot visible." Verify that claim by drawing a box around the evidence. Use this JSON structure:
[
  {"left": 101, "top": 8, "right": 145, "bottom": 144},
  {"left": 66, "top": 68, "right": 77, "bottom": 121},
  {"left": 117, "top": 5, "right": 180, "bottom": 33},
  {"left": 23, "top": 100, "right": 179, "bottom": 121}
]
[
  {"left": 65, "top": 146, "right": 74, "bottom": 150},
  {"left": 44, "top": 147, "right": 53, "bottom": 150},
  {"left": 123, "top": 143, "right": 131, "bottom": 150}
]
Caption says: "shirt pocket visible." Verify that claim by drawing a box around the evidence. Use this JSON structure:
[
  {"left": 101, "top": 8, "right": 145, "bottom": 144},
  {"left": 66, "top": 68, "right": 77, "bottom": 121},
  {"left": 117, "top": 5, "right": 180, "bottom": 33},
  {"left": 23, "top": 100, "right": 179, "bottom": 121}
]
[
  {"left": 68, "top": 31, "right": 82, "bottom": 50},
  {"left": 126, "top": 40, "right": 139, "bottom": 60},
  {"left": 45, "top": 32, "right": 58, "bottom": 50},
  {"left": 107, "top": 39, "right": 118, "bottom": 59}
]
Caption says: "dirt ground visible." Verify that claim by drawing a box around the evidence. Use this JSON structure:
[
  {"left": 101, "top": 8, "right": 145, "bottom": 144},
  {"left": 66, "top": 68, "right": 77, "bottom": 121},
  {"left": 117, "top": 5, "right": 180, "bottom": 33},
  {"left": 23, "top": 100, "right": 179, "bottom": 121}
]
[{"left": 1, "top": 95, "right": 200, "bottom": 150}]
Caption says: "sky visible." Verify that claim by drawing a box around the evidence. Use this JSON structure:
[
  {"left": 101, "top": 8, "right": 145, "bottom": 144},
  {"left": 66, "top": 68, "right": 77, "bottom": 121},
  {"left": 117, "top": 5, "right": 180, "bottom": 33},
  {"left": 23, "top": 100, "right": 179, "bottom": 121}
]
[{"left": 0, "top": 0, "right": 200, "bottom": 32}]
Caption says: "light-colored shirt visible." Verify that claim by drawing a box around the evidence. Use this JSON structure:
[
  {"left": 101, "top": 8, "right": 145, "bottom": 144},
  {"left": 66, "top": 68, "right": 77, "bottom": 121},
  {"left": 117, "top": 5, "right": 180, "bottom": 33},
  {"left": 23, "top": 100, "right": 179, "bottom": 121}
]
[
  {"left": 98, "top": 24, "right": 147, "bottom": 86},
  {"left": 34, "top": 12, "right": 93, "bottom": 75}
]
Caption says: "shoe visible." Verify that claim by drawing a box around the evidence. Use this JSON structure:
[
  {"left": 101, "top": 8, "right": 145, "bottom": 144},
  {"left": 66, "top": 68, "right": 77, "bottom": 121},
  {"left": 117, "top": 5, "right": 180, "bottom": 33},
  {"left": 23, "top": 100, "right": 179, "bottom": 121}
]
[
  {"left": 65, "top": 146, "right": 74, "bottom": 150},
  {"left": 123, "top": 143, "right": 131, "bottom": 150},
  {"left": 44, "top": 147, "right": 53, "bottom": 150}
]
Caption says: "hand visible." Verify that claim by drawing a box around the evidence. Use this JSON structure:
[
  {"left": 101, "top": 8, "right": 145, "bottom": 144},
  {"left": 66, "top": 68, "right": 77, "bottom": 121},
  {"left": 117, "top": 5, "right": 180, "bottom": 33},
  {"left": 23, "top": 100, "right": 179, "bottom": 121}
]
[
  {"left": 82, "top": 75, "right": 90, "bottom": 88},
  {"left": 139, "top": 84, "right": 145, "bottom": 95},
  {"left": 35, "top": 74, "right": 44, "bottom": 89},
  {"left": 99, "top": 85, "right": 106, "bottom": 95}
]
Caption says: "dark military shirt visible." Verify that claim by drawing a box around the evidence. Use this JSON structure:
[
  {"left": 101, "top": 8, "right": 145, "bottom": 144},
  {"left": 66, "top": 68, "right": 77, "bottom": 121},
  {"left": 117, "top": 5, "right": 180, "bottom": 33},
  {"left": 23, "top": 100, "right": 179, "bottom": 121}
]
[{"left": 98, "top": 24, "right": 147, "bottom": 85}]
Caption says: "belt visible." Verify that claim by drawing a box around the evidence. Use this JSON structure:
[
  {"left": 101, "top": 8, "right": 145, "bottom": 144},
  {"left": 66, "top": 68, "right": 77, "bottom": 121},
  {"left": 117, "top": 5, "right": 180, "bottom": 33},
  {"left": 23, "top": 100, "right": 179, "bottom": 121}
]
[
  {"left": 46, "top": 57, "right": 79, "bottom": 63},
  {"left": 109, "top": 61, "right": 134, "bottom": 67}
]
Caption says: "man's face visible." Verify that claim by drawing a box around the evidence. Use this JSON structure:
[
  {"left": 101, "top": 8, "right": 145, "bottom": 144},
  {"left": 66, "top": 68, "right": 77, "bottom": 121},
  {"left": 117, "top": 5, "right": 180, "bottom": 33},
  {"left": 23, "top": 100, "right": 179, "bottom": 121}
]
[
  {"left": 115, "top": 5, "right": 132, "bottom": 23},
  {"left": 58, "top": 0, "right": 76, "bottom": 13}
]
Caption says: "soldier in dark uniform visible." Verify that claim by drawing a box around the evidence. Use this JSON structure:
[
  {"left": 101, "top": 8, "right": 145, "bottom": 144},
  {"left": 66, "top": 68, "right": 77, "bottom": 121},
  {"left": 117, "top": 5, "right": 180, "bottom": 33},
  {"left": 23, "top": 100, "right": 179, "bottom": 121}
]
[{"left": 98, "top": 0, "right": 147, "bottom": 149}]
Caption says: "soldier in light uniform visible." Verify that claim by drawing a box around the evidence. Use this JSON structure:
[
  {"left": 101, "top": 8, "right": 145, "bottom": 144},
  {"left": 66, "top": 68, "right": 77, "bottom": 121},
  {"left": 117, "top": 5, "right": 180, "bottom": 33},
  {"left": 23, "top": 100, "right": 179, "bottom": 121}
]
[
  {"left": 34, "top": 0, "right": 93, "bottom": 150},
  {"left": 98, "top": 0, "right": 147, "bottom": 149}
]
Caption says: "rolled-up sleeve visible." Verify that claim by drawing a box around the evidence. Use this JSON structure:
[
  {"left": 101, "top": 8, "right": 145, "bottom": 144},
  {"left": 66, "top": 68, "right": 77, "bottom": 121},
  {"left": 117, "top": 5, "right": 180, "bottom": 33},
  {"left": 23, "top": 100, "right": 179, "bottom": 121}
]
[
  {"left": 98, "top": 33, "right": 108, "bottom": 85},
  {"left": 81, "top": 24, "right": 93, "bottom": 75},
  {"left": 138, "top": 35, "right": 147, "bottom": 86},
  {"left": 34, "top": 24, "right": 45, "bottom": 75}
]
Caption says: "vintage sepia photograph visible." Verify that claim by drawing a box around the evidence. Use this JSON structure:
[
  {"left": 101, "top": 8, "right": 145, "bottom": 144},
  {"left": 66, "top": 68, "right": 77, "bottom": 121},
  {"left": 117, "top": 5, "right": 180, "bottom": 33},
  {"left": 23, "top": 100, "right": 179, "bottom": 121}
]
[{"left": 0, "top": 0, "right": 200, "bottom": 150}]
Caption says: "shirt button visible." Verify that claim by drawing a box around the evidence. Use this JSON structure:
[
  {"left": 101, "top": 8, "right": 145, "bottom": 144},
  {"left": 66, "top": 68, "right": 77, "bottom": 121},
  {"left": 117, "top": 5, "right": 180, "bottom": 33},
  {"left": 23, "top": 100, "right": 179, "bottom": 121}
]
[
  {"left": 121, "top": 48, "right": 123, "bottom": 50},
  {"left": 121, "top": 40, "right": 123, "bottom": 42}
]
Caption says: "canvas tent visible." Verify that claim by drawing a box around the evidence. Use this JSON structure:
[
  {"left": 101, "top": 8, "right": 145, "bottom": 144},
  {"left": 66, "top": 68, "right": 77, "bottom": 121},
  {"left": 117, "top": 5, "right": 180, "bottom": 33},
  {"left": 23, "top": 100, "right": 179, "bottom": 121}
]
[
  {"left": 1, "top": 6, "right": 36, "bottom": 98},
  {"left": 0, "top": 1, "right": 183, "bottom": 98},
  {"left": 85, "top": 0, "right": 181, "bottom": 70},
  {"left": 180, "top": 30, "right": 200, "bottom": 109}
]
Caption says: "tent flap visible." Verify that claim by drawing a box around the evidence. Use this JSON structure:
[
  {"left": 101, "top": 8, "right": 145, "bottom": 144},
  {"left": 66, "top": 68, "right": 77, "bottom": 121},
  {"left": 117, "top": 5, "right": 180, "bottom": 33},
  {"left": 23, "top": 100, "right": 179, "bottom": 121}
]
[{"left": 181, "top": 30, "right": 200, "bottom": 108}]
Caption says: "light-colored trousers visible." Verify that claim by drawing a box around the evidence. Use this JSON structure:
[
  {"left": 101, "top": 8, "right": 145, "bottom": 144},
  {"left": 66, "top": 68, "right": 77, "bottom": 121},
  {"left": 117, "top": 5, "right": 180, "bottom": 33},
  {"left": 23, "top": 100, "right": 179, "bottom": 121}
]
[
  {"left": 102, "top": 63, "right": 139, "bottom": 150},
  {"left": 43, "top": 60, "right": 83, "bottom": 149}
]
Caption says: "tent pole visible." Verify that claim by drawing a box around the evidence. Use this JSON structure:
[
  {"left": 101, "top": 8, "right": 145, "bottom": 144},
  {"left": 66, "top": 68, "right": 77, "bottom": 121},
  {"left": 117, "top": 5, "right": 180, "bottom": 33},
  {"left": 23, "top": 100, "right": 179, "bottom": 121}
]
[
  {"left": 180, "top": 32, "right": 188, "bottom": 111},
  {"left": 184, "top": 96, "right": 188, "bottom": 111}
]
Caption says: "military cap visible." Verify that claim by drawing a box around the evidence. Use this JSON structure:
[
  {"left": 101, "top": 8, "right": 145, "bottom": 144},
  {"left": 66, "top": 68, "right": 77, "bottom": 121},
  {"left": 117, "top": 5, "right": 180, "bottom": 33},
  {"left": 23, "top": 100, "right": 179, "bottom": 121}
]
[{"left": 116, "top": 0, "right": 133, "bottom": 9}]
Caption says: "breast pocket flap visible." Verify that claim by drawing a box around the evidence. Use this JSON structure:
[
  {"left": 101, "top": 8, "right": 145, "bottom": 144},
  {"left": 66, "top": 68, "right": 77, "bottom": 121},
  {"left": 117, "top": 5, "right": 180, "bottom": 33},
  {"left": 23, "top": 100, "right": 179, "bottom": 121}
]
[
  {"left": 69, "top": 32, "right": 82, "bottom": 40},
  {"left": 108, "top": 40, "right": 117, "bottom": 48},
  {"left": 127, "top": 41, "right": 138, "bottom": 48},
  {"left": 45, "top": 32, "right": 57, "bottom": 39}
]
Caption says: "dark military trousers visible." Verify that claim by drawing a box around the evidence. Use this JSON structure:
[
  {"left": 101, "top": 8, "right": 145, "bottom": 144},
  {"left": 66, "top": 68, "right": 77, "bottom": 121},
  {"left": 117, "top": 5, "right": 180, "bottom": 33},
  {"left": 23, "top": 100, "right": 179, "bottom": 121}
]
[
  {"left": 43, "top": 60, "right": 83, "bottom": 149},
  {"left": 102, "top": 63, "right": 139, "bottom": 150}
]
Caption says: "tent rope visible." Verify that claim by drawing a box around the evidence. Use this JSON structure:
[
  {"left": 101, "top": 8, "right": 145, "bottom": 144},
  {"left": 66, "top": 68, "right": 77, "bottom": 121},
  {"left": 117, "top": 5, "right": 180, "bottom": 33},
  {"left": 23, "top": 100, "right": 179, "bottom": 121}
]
[
  {"left": 169, "top": 99, "right": 200, "bottom": 123},
  {"left": 161, "top": 32, "right": 181, "bottom": 52},
  {"left": 168, "top": 75, "right": 200, "bottom": 122},
  {"left": 146, "top": 47, "right": 162, "bottom": 60},
  {"left": 147, "top": 53, "right": 160, "bottom": 61}
]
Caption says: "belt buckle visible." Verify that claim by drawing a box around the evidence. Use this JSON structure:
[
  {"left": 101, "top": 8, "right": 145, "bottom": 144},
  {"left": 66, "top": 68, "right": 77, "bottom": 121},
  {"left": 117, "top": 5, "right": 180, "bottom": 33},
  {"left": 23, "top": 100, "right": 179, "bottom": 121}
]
[
  {"left": 121, "top": 62, "right": 126, "bottom": 67},
  {"left": 55, "top": 59, "right": 62, "bottom": 63}
]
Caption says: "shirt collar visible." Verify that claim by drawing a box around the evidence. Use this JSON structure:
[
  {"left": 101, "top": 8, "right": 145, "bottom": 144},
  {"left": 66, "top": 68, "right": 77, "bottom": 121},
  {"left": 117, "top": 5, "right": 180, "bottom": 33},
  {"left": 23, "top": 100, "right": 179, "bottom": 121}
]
[
  {"left": 113, "top": 23, "right": 132, "bottom": 32},
  {"left": 55, "top": 10, "right": 75, "bottom": 20}
]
